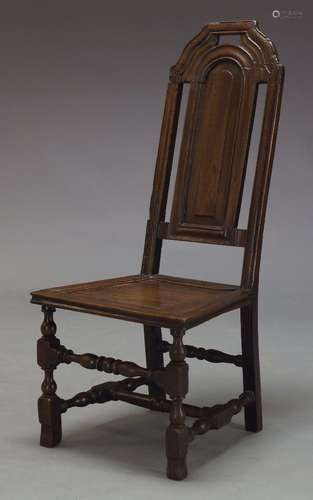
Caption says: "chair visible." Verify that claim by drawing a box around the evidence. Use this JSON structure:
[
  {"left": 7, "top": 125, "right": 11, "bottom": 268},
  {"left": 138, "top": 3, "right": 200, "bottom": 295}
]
[{"left": 31, "top": 20, "right": 284, "bottom": 480}]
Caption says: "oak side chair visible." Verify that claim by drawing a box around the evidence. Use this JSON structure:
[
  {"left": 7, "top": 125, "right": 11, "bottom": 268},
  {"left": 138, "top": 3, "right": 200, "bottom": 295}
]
[{"left": 31, "top": 20, "right": 284, "bottom": 481}]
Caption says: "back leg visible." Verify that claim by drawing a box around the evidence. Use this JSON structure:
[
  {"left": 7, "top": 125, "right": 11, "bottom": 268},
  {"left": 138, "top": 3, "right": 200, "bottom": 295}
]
[
  {"left": 240, "top": 299, "right": 262, "bottom": 432},
  {"left": 143, "top": 325, "right": 165, "bottom": 398}
]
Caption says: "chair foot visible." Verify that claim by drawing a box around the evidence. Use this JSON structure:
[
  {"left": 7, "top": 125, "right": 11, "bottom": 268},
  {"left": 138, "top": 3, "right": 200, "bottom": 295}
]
[
  {"left": 244, "top": 405, "right": 263, "bottom": 433},
  {"left": 166, "top": 424, "right": 189, "bottom": 480},
  {"left": 167, "top": 460, "right": 187, "bottom": 481},
  {"left": 38, "top": 395, "right": 62, "bottom": 447},
  {"left": 40, "top": 423, "right": 62, "bottom": 448}
]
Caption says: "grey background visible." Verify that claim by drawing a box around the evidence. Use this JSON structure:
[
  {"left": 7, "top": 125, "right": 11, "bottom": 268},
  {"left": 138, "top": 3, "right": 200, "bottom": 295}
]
[{"left": 1, "top": 2, "right": 312, "bottom": 499}]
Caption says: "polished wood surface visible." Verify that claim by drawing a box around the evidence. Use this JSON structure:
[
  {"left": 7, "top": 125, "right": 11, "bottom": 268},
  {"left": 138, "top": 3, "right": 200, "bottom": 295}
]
[
  {"left": 31, "top": 274, "right": 254, "bottom": 328},
  {"left": 31, "top": 20, "right": 284, "bottom": 480}
]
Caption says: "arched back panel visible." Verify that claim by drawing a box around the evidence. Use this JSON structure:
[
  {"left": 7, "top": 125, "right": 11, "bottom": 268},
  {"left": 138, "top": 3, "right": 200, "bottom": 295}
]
[{"left": 142, "top": 21, "right": 284, "bottom": 289}]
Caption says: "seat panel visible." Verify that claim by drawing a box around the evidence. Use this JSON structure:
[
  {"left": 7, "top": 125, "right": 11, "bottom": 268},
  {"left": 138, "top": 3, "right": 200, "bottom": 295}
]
[{"left": 31, "top": 275, "right": 253, "bottom": 329}]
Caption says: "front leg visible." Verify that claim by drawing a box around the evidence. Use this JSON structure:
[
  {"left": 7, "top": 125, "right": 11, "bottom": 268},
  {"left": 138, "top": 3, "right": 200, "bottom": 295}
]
[
  {"left": 165, "top": 328, "right": 190, "bottom": 480},
  {"left": 37, "top": 305, "right": 62, "bottom": 447}
]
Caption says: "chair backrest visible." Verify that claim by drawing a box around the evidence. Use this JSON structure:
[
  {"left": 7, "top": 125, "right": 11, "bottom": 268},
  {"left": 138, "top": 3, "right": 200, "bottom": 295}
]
[{"left": 141, "top": 20, "right": 284, "bottom": 290}]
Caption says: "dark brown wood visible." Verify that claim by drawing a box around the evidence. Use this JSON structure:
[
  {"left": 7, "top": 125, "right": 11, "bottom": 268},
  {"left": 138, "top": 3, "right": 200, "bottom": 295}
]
[
  {"left": 31, "top": 274, "right": 254, "bottom": 329},
  {"left": 30, "top": 20, "right": 284, "bottom": 480},
  {"left": 158, "top": 221, "right": 247, "bottom": 246},
  {"left": 141, "top": 81, "right": 183, "bottom": 275},
  {"left": 241, "top": 299, "right": 262, "bottom": 431},
  {"left": 160, "top": 340, "right": 243, "bottom": 367},
  {"left": 144, "top": 325, "right": 165, "bottom": 398},
  {"left": 59, "top": 376, "right": 253, "bottom": 428},
  {"left": 59, "top": 378, "right": 147, "bottom": 413},
  {"left": 38, "top": 337, "right": 160, "bottom": 380},
  {"left": 37, "top": 305, "right": 62, "bottom": 447},
  {"left": 169, "top": 56, "right": 257, "bottom": 246},
  {"left": 36, "top": 336, "right": 195, "bottom": 397},
  {"left": 165, "top": 329, "right": 190, "bottom": 480},
  {"left": 241, "top": 67, "right": 284, "bottom": 289},
  {"left": 190, "top": 391, "right": 255, "bottom": 437},
  {"left": 59, "top": 346, "right": 151, "bottom": 378},
  {"left": 110, "top": 389, "right": 206, "bottom": 417}
]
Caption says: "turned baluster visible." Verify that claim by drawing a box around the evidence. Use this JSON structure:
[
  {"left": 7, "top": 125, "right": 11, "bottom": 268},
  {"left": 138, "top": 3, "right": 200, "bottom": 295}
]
[
  {"left": 61, "top": 350, "right": 149, "bottom": 378},
  {"left": 165, "top": 328, "right": 190, "bottom": 480},
  {"left": 59, "top": 377, "right": 148, "bottom": 413},
  {"left": 190, "top": 391, "right": 255, "bottom": 438},
  {"left": 160, "top": 340, "right": 243, "bottom": 366},
  {"left": 37, "top": 305, "right": 62, "bottom": 447}
]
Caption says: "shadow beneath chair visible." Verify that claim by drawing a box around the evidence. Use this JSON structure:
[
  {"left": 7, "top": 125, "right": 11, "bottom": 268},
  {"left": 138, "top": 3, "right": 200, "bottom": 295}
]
[
  {"left": 58, "top": 408, "right": 249, "bottom": 478},
  {"left": 61, "top": 378, "right": 313, "bottom": 477},
  {"left": 263, "top": 382, "right": 313, "bottom": 421}
]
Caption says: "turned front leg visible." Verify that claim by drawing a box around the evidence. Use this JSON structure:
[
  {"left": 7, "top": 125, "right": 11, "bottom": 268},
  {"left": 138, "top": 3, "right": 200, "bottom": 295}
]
[
  {"left": 37, "top": 305, "right": 62, "bottom": 447},
  {"left": 165, "top": 328, "right": 190, "bottom": 480}
]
